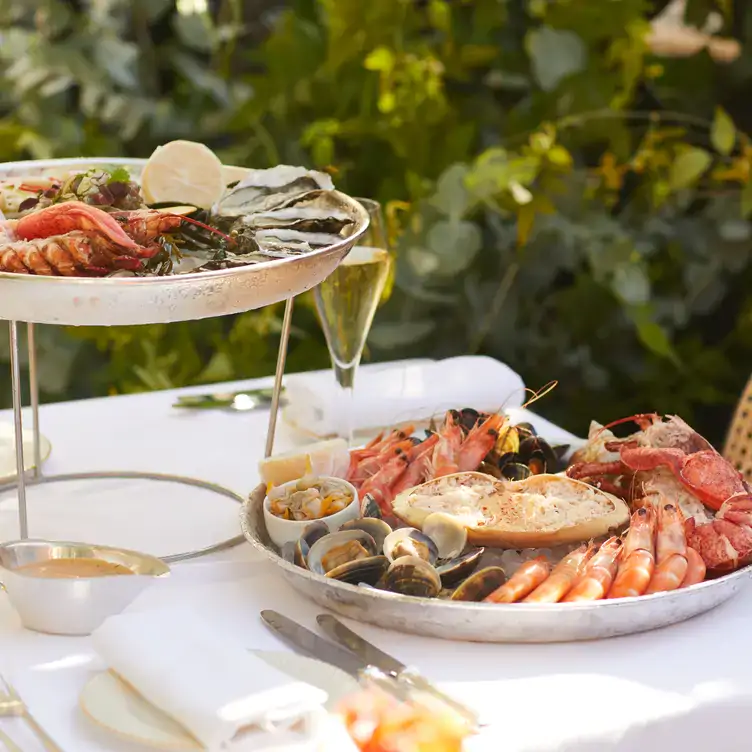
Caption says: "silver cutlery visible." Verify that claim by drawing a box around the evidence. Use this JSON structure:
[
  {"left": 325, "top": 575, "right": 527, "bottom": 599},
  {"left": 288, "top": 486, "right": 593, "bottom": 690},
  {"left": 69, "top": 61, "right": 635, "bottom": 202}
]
[
  {"left": 261, "top": 610, "right": 480, "bottom": 729},
  {"left": 260, "top": 610, "right": 411, "bottom": 702},
  {"left": 0, "top": 728, "right": 23, "bottom": 752},
  {"left": 0, "top": 675, "right": 61, "bottom": 752},
  {"left": 316, "top": 614, "right": 481, "bottom": 728},
  {"left": 173, "top": 388, "right": 284, "bottom": 412}
]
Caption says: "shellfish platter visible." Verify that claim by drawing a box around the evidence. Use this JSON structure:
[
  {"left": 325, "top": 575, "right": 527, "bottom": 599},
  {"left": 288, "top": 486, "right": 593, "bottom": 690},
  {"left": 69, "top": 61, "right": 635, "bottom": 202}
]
[
  {"left": 0, "top": 141, "right": 363, "bottom": 279},
  {"left": 0, "top": 147, "right": 367, "bottom": 325},
  {"left": 241, "top": 409, "right": 752, "bottom": 643}
]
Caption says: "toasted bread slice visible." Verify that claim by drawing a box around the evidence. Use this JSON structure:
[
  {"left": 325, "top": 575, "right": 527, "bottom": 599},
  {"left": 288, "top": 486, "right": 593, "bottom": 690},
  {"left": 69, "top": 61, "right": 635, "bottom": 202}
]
[{"left": 392, "top": 472, "right": 630, "bottom": 549}]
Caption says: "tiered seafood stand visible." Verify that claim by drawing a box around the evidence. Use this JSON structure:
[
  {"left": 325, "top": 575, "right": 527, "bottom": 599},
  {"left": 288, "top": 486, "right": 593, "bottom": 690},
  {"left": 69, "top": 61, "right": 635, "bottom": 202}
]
[
  {"left": 1, "top": 159, "right": 751, "bottom": 646},
  {"left": 0, "top": 157, "right": 370, "bottom": 563}
]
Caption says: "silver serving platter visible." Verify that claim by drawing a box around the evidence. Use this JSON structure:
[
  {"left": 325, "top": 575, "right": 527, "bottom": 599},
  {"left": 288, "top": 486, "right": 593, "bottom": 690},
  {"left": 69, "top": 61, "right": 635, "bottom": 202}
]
[
  {"left": 241, "top": 484, "right": 752, "bottom": 643},
  {"left": 0, "top": 158, "right": 369, "bottom": 326}
]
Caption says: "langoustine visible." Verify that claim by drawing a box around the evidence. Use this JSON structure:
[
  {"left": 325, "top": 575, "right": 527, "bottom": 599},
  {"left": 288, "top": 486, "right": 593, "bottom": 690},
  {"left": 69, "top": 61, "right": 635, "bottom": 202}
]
[{"left": 0, "top": 201, "right": 160, "bottom": 276}]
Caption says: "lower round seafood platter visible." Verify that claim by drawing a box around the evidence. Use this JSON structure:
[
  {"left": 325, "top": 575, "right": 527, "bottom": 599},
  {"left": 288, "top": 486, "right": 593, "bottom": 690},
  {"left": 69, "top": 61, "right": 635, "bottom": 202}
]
[{"left": 241, "top": 409, "right": 752, "bottom": 643}]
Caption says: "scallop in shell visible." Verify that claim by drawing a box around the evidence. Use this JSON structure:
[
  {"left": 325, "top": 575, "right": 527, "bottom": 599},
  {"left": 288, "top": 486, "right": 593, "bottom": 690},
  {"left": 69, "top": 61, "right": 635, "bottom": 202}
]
[
  {"left": 383, "top": 555, "right": 441, "bottom": 598},
  {"left": 422, "top": 512, "right": 467, "bottom": 560},
  {"left": 383, "top": 528, "right": 438, "bottom": 565}
]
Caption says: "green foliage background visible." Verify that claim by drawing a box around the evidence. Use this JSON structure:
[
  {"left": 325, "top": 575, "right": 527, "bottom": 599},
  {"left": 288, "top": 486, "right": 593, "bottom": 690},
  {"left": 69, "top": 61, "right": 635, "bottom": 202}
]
[{"left": 1, "top": 0, "right": 752, "bottom": 444}]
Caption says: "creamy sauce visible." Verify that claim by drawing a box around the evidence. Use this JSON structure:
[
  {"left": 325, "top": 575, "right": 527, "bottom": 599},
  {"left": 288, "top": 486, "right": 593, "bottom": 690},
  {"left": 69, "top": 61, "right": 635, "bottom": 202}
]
[{"left": 15, "top": 558, "right": 134, "bottom": 578}]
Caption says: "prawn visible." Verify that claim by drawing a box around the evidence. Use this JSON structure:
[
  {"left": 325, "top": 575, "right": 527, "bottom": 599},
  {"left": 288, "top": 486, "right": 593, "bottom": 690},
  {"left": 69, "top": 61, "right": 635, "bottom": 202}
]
[
  {"left": 680, "top": 546, "right": 706, "bottom": 587},
  {"left": 607, "top": 506, "right": 655, "bottom": 598},
  {"left": 523, "top": 544, "right": 594, "bottom": 603},
  {"left": 562, "top": 537, "right": 622, "bottom": 602},
  {"left": 484, "top": 557, "right": 550, "bottom": 603},
  {"left": 645, "top": 499, "right": 688, "bottom": 593}
]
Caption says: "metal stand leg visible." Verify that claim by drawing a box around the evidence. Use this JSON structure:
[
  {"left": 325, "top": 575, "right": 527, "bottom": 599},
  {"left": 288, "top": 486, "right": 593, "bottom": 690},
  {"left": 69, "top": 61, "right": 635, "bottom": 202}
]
[
  {"left": 264, "top": 297, "right": 294, "bottom": 458},
  {"left": 8, "top": 321, "right": 28, "bottom": 539},
  {"left": 27, "top": 323, "right": 41, "bottom": 479}
]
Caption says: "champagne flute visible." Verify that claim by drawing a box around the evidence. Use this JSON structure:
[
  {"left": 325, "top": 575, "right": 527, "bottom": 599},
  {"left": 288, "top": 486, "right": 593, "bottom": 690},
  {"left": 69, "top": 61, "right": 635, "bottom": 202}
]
[{"left": 314, "top": 198, "right": 392, "bottom": 445}]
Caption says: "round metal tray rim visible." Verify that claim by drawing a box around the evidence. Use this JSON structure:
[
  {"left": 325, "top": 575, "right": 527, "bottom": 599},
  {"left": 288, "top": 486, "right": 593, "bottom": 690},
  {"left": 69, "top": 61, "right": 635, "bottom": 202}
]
[
  {"left": 0, "top": 470, "right": 247, "bottom": 563},
  {"left": 240, "top": 495, "right": 752, "bottom": 612}
]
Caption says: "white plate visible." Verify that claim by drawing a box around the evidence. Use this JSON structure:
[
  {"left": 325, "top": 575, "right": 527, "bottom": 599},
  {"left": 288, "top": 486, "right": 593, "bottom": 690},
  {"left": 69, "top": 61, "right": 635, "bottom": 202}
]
[
  {"left": 0, "top": 421, "right": 51, "bottom": 481},
  {"left": 79, "top": 650, "right": 359, "bottom": 750}
]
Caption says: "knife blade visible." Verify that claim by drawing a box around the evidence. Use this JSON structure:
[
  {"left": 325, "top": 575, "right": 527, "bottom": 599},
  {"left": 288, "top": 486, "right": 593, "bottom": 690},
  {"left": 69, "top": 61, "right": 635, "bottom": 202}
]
[
  {"left": 260, "top": 610, "right": 409, "bottom": 701},
  {"left": 316, "top": 613, "right": 481, "bottom": 728}
]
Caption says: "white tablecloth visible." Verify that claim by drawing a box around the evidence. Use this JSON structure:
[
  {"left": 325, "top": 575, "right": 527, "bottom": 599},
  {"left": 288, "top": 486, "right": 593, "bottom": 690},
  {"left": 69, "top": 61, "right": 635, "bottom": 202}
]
[{"left": 0, "top": 365, "right": 749, "bottom": 751}]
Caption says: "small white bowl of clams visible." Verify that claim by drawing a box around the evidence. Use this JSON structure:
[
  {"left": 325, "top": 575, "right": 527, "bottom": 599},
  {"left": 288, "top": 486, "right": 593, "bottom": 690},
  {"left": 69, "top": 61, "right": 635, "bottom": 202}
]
[{"left": 263, "top": 475, "right": 360, "bottom": 549}]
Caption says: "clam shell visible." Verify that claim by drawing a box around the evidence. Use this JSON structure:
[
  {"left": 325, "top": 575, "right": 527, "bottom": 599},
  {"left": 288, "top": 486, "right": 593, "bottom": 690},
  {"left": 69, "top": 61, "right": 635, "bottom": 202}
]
[
  {"left": 451, "top": 566, "right": 507, "bottom": 602},
  {"left": 435, "top": 548, "right": 484, "bottom": 587},
  {"left": 422, "top": 512, "right": 467, "bottom": 560},
  {"left": 307, "top": 530, "right": 378, "bottom": 576},
  {"left": 383, "top": 555, "right": 441, "bottom": 598},
  {"left": 293, "top": 521, "right": 330, "bottom": 569},
  {"left": 383, "top": 528, "right": 438, "bottom": 565},
  {"left": 340, "top": 518, "right": 392, "bottom": 552},
  {"left": 326, "top": 555, "right": 389, "bottom": 586}
]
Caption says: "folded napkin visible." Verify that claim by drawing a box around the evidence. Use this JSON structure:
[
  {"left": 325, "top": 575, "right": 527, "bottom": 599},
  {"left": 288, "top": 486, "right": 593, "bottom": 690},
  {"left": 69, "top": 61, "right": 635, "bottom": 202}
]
[
  {"left": 91, "top": 612, "right": 328, "bottom": 751},
  {"left": 283, "top": 356, "right": 526, "bottom": 438}
]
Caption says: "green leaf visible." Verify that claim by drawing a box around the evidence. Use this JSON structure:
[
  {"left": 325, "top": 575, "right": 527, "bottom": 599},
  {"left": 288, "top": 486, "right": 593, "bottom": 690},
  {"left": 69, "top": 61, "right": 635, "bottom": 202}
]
[
  {"left": 364, "top": 47, "right": 394, "bottom": 72},
  {"left": 106, "top": 166, "right": 131, "bottom": 184},
  {"left": 526, "top": 27, "right": 586, "bottom": 92},
  {"left": 612, "top": 264, "right": 650, "bottom": 305},
  {"left": 430, "top": 163, "right": 471, "bottom": 220},
  {"left": 636, "top": 320, "right": 679, "bottom": 363},
  {"left": 426, "top": 219, "right": 482, "bottom": 275},
  {"left": 711, "top": 107, "right": 736, "bottom": 156},
  {"left": 669, "top": 148, "right": 712, "bottom": 190}
]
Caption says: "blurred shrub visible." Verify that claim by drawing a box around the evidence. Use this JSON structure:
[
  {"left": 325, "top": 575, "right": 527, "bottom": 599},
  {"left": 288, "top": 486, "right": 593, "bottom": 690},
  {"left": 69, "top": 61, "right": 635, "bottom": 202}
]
[{"left": 1, "top": 0, "right": 752, "bottom": 442}]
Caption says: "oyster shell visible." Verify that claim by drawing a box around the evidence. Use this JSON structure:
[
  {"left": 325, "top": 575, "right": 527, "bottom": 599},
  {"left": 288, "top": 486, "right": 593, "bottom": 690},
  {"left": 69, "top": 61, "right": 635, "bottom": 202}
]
[{"left": 215, "top": 166, "right": 334, "bottom": 217}]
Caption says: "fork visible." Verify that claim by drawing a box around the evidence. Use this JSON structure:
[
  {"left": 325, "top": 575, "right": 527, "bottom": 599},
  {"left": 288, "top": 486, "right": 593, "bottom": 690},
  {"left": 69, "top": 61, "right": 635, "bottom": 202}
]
[
  {"left": 0, "top": 676, "right": 61, "bottom": 752},
  {"left": 0, "top": 728, "right": 23, "bottom": 752}
]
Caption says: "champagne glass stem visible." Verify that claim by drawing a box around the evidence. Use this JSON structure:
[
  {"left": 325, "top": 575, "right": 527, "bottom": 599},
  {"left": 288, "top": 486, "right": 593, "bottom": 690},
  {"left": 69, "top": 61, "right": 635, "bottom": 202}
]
[{"left": 334, "top": 362, "right": 357, "bottom": 446}]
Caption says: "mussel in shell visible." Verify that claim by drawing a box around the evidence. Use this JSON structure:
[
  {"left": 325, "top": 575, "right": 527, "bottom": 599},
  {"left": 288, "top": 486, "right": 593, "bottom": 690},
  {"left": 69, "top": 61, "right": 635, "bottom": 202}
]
[
  {"left": 340, "top": 518, "right": 393, "bottom": 551},
  {"left": 450, "top": 567, "right": 507, "bottom": 602},
  {"left": 422, "top": 512, "right": 467, "bottom": 560},
  {"left": 500, "top": 462, "right": 533, "bottom": 481},
  {"left": 435, "top": 548, "right": 484, "bottom": 587},
  {"left": 518, "top": 435, "right": 558, "bottom": 475},
  {"left": 383, "top": 556, "right": 441, "bottom": 598},
  {"left": 383, "top": 528, "right": 439, "bottom": 565}
]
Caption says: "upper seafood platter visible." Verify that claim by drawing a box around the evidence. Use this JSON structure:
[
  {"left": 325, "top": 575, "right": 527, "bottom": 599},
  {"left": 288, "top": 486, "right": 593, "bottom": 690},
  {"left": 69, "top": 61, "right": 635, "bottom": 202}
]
[
  {"left": 242, "top": 407, "right": 752, "bottom": 642},
  {"left": 0, "top": 142, "right": 368, "bottom": 326}
]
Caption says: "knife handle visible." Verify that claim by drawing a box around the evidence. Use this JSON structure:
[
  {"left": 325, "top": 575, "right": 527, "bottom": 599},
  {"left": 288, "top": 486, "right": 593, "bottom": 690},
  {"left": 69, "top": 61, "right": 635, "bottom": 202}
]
[{"left": 396, "top": 666, "right": 481, "bottom": 729}]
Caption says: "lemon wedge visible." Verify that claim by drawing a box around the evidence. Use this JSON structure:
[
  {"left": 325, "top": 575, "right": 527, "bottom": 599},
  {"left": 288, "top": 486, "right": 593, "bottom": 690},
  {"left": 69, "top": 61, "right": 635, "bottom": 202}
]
[{"left": 141, "top": 140, "right": 225, "bottom": 210}]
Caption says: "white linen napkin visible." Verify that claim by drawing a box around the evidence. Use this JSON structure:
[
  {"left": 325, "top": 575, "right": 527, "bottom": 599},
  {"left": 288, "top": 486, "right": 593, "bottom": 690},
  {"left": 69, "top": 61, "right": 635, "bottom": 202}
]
[
  {"left": 90, "top": 611, "right": 328, "bottom": 751},
  {"left": 283, "top": 356, "right": 526, "bottom": 437}
]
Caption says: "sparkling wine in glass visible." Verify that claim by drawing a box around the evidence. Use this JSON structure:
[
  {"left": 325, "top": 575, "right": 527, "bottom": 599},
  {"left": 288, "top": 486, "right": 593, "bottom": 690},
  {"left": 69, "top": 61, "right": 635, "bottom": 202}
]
[{"left": 314, "top": 198, "right": 392, "bottom": 444}]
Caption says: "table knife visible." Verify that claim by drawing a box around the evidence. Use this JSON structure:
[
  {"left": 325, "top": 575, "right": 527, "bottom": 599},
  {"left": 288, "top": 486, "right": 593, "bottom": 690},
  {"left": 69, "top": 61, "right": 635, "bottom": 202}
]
[
  {"left": 173, "top": 388, "right": 282, "bottom": 411},
  {"left": 260, "top": 610, "right": 409, "bottom": 702},
  {"left": 316, "top": 613, "right": 481, "bottom": 728}
]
